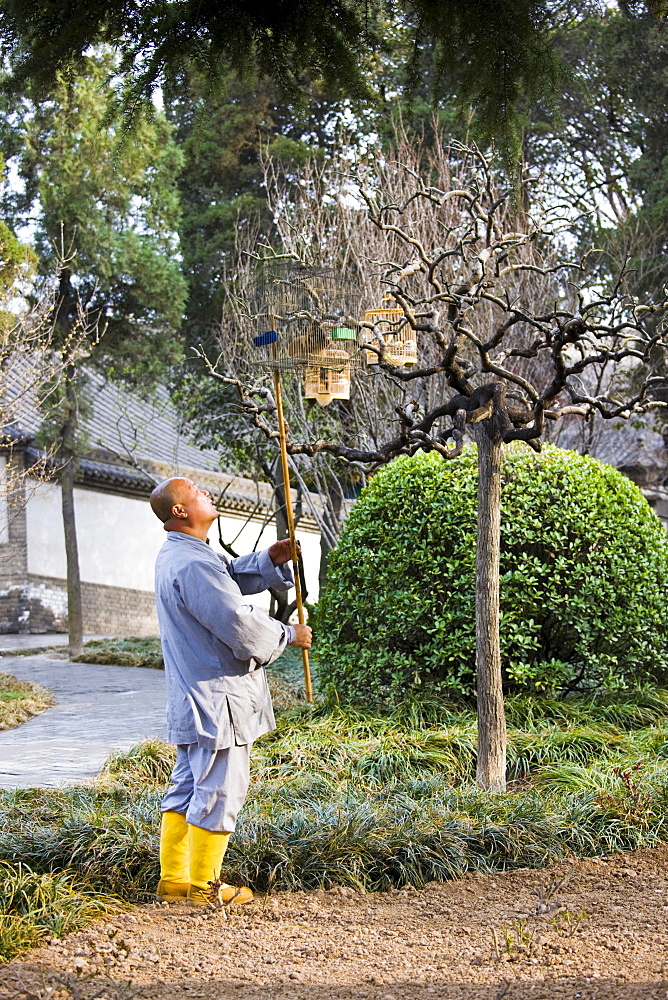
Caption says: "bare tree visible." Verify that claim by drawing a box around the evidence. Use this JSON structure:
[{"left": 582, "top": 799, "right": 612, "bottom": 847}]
[
  {"left": 1, "top": 266, "right": 94, "bottom": 537},
  {"left": 201, "top": 132, "right": 668, "bottom": 791}
]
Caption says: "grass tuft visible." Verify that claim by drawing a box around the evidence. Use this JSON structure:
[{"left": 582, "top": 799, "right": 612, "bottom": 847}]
[
  {"left": 100, "top": 739, "right": 176, "bottom": 788},
  {"left": 0, "top": 862, "right": 120, "bottom": 962},
  {"left": 72, "top": 637, "right": 163, "bottom": 669},
  {"left": 0, "top": 673, "right": 53, "bottom": 731}
]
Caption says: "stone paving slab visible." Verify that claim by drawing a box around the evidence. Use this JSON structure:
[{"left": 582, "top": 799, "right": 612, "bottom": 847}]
[{"left": 0, "top": 654, "right": 167, "bottom": 789}]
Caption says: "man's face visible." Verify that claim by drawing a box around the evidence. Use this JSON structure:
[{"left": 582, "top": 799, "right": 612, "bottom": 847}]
[{"left": 174, "top": 479, "right": 218, "bottom": 525}]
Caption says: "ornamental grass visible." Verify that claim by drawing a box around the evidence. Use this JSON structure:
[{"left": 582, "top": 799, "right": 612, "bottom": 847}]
[
  {"left": 0, "top": 862, "right": 120, "bottom": 962},
  {"left": 3, "top": 672, "right": 668, "bottom": 962},
  {"left": 1, "top": 692, "right": 668, "bottom": 917},
  {"left": 0, "top": 673, "right": 53, "bottom": 731}
]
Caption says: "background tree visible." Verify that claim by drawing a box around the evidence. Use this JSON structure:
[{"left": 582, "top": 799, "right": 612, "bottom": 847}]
[
  {"left": 0, "top": 184, "right": 35, "bottom": 304},
  {"left": 0, "top": 230, "right": 93, "bottom": 523},
  {"left": 65, "top": 3, "right": 667, "bottom": 557},
  {"left": 527, "top": 2, "right": 668, "bottom": 301},
  {"left": 162, "top": 65, "right": 369, "bottom": 593},
  {"left": 0, "top": 51, "right": 186, "bottom": 656},
  {"left": 198, "top": 127, "right": 554, "bottom": 583},
  {"left": 164, "top": 67, "right": 353, "bottom": 348},
  {"left": 202, "top": 135, "right": 668, "bottom": 791},
  {"left": 522, "top": 2, "right": 668, "bottom": 457}
]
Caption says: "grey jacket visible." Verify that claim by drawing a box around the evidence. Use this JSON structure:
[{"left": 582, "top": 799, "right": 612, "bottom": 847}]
[{"left": 154, "top": 531, "right": 293, "bottom": 750}]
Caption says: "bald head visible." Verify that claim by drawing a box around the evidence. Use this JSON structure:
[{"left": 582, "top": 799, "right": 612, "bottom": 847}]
[
  {"left": 150, "top": 477, "right": 218, "bottom": 540},
  {"left": 150, "top": 478, "right": 192, "bottom": 523}
]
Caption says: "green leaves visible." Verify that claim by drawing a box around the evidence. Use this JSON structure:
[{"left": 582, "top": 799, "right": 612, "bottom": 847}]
[
  {"left": 1, "top": 49, "right": 186, "bottom": 383},
  {"left": 0, "top": 1, "right": 563, "bottom": 163},
  {"left": 317, "top": 444, "right": 668, "bottom": 706}
]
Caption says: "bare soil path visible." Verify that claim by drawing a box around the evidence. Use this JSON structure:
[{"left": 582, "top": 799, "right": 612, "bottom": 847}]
[{"left": 4, "top": 846, "right": 668, "bottom": 1000}]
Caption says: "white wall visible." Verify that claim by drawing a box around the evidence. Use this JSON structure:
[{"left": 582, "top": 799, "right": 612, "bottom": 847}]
[
  {"left": 26, "top": 483, "right": 164, "bottom": 591},
  {"left": 0, "top": 457, "right": 8, "bottom": 545},
  {"left": 216, "top": 510, "right": 321, "bottom": 605},
  {"left": 25, "top": 482, "right": 321, "bottom": 608}
]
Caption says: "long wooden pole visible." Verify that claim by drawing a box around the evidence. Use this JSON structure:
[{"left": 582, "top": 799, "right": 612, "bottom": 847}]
[{"left": 272, "top": 345, "right": 313, "bottom": 703}]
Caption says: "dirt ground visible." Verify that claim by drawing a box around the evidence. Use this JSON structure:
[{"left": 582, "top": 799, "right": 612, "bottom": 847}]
[{"left": 4, "top": 847, "right": 668, "bottom": 1000}]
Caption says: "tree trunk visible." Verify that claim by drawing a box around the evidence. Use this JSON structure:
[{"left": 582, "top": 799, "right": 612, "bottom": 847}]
[
  {"left": 61, "top": 368, "right": 83, "bottom": 658},
  {"left": 318, "top": 476, "right": 344, "bottom": 592},
  {"left": 474, "top": 420, "right": 506, "bottom": 791}
]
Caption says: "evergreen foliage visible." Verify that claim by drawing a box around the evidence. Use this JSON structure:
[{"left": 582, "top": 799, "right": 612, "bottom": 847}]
[
  {"left": 0, "top": 50, "right": 186, "bottom": 382},
  {"left": 528, "top": 3, "right": 668, "bottom": 305},
  {"left": 316, "top": 445, "right": 668, "bottom": 705},
  {"left": 0, "top": 217, "right": 34, "bottom": 295},
  {"left": 0, "top": 215, "right": 35, "bottom": 334},
  {"left": 0, "top": 49, "right": 188, "bottom": 654},
  {"left": 164, "top": 69, "right": 343, "bottom": 346},
  {"left": 0, "top": 0, "right": 563, "bottom": 159}
]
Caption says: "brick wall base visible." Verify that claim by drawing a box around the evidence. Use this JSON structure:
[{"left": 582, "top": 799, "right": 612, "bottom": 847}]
[
  {"left": 24, "top": 574, "right": 158, "bottom": 636},
  {"left": 0, "top": 584, "right": 32, "bottom": 633}
]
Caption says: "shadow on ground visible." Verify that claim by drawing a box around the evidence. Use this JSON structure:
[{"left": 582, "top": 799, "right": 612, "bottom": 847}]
[{"left": 2, "top": 969, "right": 667, "bottom": 1000}]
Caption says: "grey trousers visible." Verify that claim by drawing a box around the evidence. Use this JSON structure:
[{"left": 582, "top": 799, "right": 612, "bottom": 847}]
[{"left": 161, "top": 742, "right": 252, "bottom": 832}]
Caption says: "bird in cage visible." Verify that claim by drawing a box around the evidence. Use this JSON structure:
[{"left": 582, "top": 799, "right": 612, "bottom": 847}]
[
  {"left": 362, "top": 291, "right": 418, "bottom": 367},
  {"left": 287, "top": 321, "right": 331, "bottom": 364},
  {"left": 304, "top": 354, "right": 351, "bottom": 407}
]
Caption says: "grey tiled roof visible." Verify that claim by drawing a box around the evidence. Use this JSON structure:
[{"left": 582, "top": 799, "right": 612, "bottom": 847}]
[
  {"left": 9, "top": 365, "right": 224, "bottom": 479},
  {"left": 24, "top": 446, "right": 157, "bottom": 494},
  {"left": 550, "top": 413, "right": 668, "bottom": 489},
  {"left": 85, "top": 371, "right": 225, "bottom": 473},
  {"left": 9, "top": 365, "right": 322, "bottom": 527}
]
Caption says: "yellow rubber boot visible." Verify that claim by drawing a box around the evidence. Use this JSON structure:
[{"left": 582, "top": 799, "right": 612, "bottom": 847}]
[
  {"left": 156, "top": 810, "right": 190, "bottom": 901},
  {"left": 187, "top": 824, "right": 253, "bottom": 906}
]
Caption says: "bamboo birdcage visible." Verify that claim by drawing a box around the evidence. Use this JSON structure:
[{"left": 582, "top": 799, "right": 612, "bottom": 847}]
[
  {"left": 362, "top": 291, "right": 418, "bottom": 367},
  {"left": 304, "top": 327, "right": 356, "bottom": 406},
  {"left": 248, "top": 262, "right": 361, "bottom": 405}
]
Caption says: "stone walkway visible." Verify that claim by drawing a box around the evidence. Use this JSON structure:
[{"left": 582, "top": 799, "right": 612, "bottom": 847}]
[
  {"left": 0, "top": 653, "right": 167, "bottom": 789},
  {"left": 0, "top": 633, "right": 108, "bottom": 652}
]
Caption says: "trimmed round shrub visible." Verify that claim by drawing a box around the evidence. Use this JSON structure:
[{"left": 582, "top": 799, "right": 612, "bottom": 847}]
[{"left": 316, "top": 444, "right": 668, "bottom": 705}]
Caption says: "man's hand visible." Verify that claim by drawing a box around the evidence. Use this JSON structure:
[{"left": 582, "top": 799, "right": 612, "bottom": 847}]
[
  {"left": 269, "top": 538, "right": 299, "bottom": 565},
  {"left": 288, "top": 624, "right": 312, "bottom": 649}
]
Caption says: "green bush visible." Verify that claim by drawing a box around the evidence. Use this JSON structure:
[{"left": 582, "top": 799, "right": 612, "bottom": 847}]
[{"left": 316, "top": 444, "right": 668, "bottom": 705}]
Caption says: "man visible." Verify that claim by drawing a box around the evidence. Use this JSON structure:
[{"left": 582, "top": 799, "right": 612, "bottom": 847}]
[{"left": 149, "top": 477, "right": 312, "bottom": 906}]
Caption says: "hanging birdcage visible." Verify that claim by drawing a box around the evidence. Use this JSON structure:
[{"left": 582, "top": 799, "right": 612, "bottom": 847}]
[
  {"left": 304, "top": 327, "right": 356, "bottom": 406},
  {"left": 247, "top": 261, "right": 361, "bottom": 407},
  {"left": 248, "top": 263, "right": 355, "bottom": 367},
  {"left": 239, "top": 260, "right": 362, "bottom": 703},
  {"left": 362, "top": 291, "right": 418, "bottom": 367}
]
